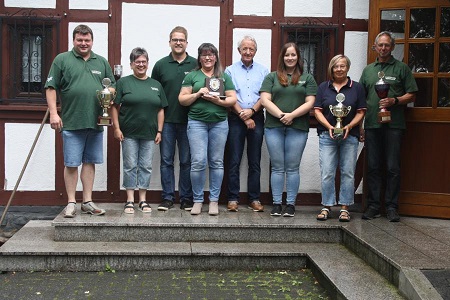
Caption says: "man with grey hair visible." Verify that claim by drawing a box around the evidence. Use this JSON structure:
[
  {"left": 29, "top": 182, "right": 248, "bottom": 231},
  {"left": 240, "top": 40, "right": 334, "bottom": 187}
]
[
  {"left": 359, "top": 31, "right": 418, "bottom": 222},
  {"left": 225, "top": 36, "right": 269, "bottom": 212}
]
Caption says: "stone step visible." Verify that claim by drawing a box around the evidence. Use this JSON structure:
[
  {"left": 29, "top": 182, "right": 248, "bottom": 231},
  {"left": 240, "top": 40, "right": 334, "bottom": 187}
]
[
  {"left": 52, "top": 203, "right": 342, "bottom": 242},
  {"left": 0, "top": 221, "right": 404, "bottom": 300}
]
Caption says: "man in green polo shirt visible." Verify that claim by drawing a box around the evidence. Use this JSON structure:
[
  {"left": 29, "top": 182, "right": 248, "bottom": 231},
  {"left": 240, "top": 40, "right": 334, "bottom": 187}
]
[
  {"left": 151, "top": 26, "right": 197, "bottom": 211},
  {"left": 45, "top": 24, "right": 115, "bottom": 218},
  {"left": 359, "top": 31, "right": 418, "bottom": 222}
]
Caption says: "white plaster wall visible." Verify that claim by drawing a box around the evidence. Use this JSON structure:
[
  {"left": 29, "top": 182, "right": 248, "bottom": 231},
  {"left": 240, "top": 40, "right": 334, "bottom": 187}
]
[
  {"left": 69, "top": 0, "right": 108, "bottom": 10},
  {"left": 5, "top": 124, "right": 55, "bottom": 191},
  {"left": 233, "top": 0, "right": 272, "bottom": 16},
  {"left": 4, "top": 0, "right": 55, "bottom": 8},
  {"left": 285, "top": 0, "right": 333, "bottom": 17},
  {"left": 346, "top": 0, "right": 369, "bottom": 20},
  {"left": 121, "top": 3, "right": 220, "bottom": 76},
  {"left": 68, "top": 23, "right": 109, "bottom": 59},
  {"left": 344, "top": 31, "right": 368, "bottom": 81}
]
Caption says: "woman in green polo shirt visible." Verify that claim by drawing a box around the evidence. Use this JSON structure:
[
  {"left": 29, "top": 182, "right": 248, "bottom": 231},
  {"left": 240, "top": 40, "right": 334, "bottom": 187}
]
[
  {"left": 110, "top": 47, "right": 168, "bottom": 214},
  {"left": 179, "top": 43, "right": 237, "bottom": 216},
  {"left": 260, "top": 42, "right": 317, "bottom": 217}
]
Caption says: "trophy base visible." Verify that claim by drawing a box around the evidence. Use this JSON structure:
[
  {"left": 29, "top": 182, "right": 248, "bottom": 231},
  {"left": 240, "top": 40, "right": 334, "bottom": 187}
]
[
  {"left": 378, "top": 111, "right": 391, "bottom": 123},
  {"left": 98, "top": 117, "right": 112, "bottom": 126},
  {"left": 332, "top": 128, "right": 344, "bottom": 140}
]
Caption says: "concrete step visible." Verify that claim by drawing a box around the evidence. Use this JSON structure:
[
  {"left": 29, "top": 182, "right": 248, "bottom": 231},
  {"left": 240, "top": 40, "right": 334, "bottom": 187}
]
[
  {"left": 52, "top": 203, "right": 342, "bottom": 243},
  {"left": 0, "top": 221, "right": 404, "bottom": 300}
]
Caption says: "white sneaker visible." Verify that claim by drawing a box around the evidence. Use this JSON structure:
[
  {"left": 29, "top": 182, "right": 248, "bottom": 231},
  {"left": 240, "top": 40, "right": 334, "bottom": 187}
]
[
  {"left": 64, "top": 202, "right": 76, "bottom": 218},
  {"left": 208, "top": 202, "right": 219, "bottom": 216},
  {"left": 190, "top": 203, "right": 203, "bottom": 215},
  {"left": 81, "top": 201, "right": 106, "bottom": 216}
]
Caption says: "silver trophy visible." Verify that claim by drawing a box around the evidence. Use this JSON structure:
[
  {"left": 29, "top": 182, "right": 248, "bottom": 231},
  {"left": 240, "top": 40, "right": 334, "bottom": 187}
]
[
  {"left": 329, "top": 93, "right": 351, "bottom": 139},
  {"left": 96, "top": 78, "right": 115, "bottom": 126}
]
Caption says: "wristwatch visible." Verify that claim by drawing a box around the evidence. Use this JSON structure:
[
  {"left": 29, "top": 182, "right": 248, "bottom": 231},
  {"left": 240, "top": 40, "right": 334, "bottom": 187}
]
[{"left": 394, "top": 97, "right": 399, "bottom": 105}]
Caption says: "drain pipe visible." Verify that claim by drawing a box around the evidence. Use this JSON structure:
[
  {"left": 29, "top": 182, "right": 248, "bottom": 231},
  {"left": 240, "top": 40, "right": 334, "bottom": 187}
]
[{"left": 0, "top": 108, "right": 50, "bottom": 226}]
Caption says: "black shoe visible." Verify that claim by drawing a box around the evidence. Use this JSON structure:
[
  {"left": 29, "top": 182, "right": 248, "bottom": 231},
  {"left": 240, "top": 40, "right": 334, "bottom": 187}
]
[
  {"left": 362, "top": 208, "right": 381, "bottom": 220},
  {"left": 283, "top": 204, "right": 295, "bottom": 217},
  {"left": 180, "top": 199, "right": 194, "bottom": 211},
  {"left": 387, "top": 209, "right": 400, "bottom": 222},
  {"left": 158, "top": 200, "right": 174, "bottom": 211},
  {"left": 270, "top": 204, "right": 282, "bottom": 216}
]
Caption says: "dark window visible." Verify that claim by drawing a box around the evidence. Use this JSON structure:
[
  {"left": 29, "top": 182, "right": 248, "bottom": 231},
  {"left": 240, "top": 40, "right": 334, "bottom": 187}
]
[
  {"left": 281, "top": 20, "right": 338, "bottom": 84},
  {"left": 0, "top": 9, "right": 59, "bottom": 104}
]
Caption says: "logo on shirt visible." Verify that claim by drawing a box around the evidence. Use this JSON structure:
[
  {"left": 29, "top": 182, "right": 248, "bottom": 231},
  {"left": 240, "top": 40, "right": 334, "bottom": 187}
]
[
  {"left": 151, "top": 87, "right": 159, "bottom": 91},
  {"left": 91, "top": 70, "right": 101, "bottom": 75},
  {"left": 184, "top": 71, "right": 190, "bottom": 75},
  {"left": 46, "top": 76, "right": 53, "bottom": 82},
  {"left": 385, "top": 76, "right": 396, "bottom": 81},
  {"left": 299, "top": 81, "right": 306, "bottom": 85}
]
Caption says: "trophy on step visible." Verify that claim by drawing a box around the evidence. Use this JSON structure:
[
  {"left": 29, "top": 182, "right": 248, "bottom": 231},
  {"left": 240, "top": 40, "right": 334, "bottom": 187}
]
[
  {"left": 329, "top": 93, "right": 351, "bottom": 140},
  {"left": 375, "top": 71, "right": 391, "bottom": 123},
  {"left": 96, "top": 78, "right": 116, "bottom": 126}
]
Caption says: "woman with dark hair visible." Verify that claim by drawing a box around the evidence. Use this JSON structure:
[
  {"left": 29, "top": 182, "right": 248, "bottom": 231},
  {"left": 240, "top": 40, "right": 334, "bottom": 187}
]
[
  {"left": 260, "top": 42, "right": 317, "bottom": 217},
  {"left": 110, "top": 47, "right": 168, "bottom": 214},
  {"left": 314, "top": 54, "right": 366, "bottom": 222},
  {"left": 179, "top": 43, "right": 237, "bottom": 215}
]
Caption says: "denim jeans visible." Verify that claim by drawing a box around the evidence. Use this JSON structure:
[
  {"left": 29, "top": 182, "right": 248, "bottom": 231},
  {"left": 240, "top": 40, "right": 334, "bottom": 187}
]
[
  {"left": 62, "top": 129, "right": 103, "bottom": 167},
  {"left": 159, "top": 122, "right": 192, "bottom": 202},
  {"left": 122, "top": 137, "right": 155, "bottom": 190},
  {"left": 226, "top": 112, "right": 264, "bottom": 202},
  {"left": 265, "top": 127, "right": 308, "bottom": 205},
  {"left": 319, "top": 132, "right": 359, "bottom": 206},
  {"left": 365, "top": 127, "right": 403, "bottom": 211},
  {"left": 187, "top": 118, "right": 229, "bottom": 203}
]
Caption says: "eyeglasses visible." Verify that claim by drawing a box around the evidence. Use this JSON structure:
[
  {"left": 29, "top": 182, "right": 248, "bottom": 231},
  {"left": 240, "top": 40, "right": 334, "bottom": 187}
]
[
  {"left": 200, "top": 54, "right": 215, "bottom": 58},
  {"left": 171, "top": 38, "right": 186, "bottom": 43},
  {"left": 134, "top": 60, "right": 148, "bottom": 65}
]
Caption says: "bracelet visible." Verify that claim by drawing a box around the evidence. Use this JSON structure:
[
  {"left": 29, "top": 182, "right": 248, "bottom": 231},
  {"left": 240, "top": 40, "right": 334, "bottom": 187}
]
[
  {"left": 394, "top": 97, "right": 399, "bottom": 105},
  {"left": 157, "top": 130, "right": 162, "bottom": 134},
  {"left": 250, "top": 108, "right": 256, "bottom": 115}
]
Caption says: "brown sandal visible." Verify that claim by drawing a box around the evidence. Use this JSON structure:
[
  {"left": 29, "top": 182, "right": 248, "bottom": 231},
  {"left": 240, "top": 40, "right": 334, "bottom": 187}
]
[{"left": 317, "top": 208, "right": 330, "bottom": 221}]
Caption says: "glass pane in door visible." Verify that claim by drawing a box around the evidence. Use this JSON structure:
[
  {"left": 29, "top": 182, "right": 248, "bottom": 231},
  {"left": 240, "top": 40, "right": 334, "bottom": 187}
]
[
  {"left": 438, "top": 78, "right": 450, "bottom": 107},
  {"left": 410, "top": 8, "right": 436, "bottom": 38},
  {"left": 381, "top": 10, "right": 405, "bottom": 38},
  {"left": 409, "top": 43, "right": 434, "bottom": 73}
]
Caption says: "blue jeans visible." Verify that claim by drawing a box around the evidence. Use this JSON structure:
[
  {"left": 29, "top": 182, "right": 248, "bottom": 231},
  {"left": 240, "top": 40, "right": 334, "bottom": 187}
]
[
  {"left": 187, "top": 119, "right": 229, "bottom": 203},
  {"left": 62, "top": 129, "right": 103, "bottom": 167},
  {"left": 365, "top": 127, "right": 403, "bottom": 211},
  {"left": 226, "top": 112, "right": 264, "bottom": 202},
  {"left": 265, "top": 127, "right": 308, "bottom": 205},
  {"left": 122, "top": 137, "right": 155, "bottom": 190},
  {"left": 319, "top": 132, "right": 359, "bottom": 206},
  {"left": 159, "top": 122, "right": 192, "bottom": 202}
]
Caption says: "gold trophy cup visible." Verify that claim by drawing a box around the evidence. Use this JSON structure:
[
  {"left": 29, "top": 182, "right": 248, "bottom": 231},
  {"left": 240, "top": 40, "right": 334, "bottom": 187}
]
[
  {"left": 329, "top": 93, "right": 351, "bottom": 140},
  {"left": 97, "top": 78, "right": 115, "bottom": 126}
]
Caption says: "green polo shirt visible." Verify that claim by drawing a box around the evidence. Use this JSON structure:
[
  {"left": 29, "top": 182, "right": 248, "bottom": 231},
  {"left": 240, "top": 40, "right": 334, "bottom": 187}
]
[
  {"left": 181, "top": 69, "right": 235, "bottom": 123},
  {"left": 114, "top": 75, "right": 168, "bottom": 140},
  {"left": 45, "top": 48, "right": 116, "bottom": 131},
  {"left": 260, "top": 72, "right": 317, "bottom": 131},
  {"left": 151, "top": 53, "right": 197, "bottom": 123},
  {"left": 359, "top": 56, "right": 418, "bottom": 129}
]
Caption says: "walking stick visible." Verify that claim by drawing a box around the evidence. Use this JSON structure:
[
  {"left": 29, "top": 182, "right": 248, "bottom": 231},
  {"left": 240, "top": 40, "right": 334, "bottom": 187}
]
[{"left": 0, "top": 108, "right": 50, "bottom": 226}]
